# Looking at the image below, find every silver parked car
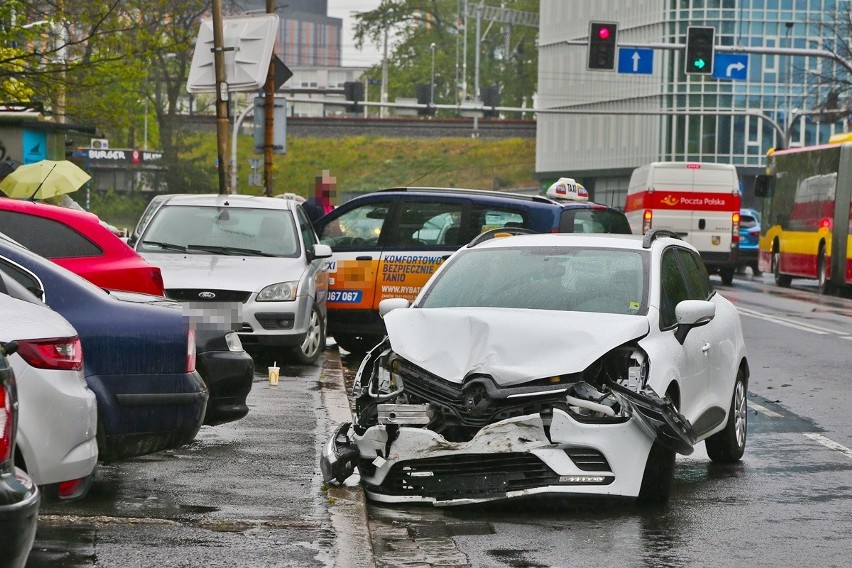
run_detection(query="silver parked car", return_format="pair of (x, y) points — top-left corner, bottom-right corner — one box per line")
(131, 194), (332, 364)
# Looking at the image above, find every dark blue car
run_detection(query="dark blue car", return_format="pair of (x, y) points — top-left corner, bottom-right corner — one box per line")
(0, 234), (208, 462)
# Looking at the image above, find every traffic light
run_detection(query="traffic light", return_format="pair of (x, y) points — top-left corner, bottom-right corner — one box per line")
(587, 21), (618, 71)
(684, 26), (715, 75)
(482, 86), (499, 118)
(343, 81), (364, 113)
(416, 84), (434, 116)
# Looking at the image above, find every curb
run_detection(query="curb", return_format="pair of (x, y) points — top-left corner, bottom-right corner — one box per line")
(320, 348), (375, 568)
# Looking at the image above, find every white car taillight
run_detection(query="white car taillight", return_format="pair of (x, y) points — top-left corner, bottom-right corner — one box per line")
(187, 328), (197, 372)
(16, 337), (83, 371)
(1, 386), (12, 462)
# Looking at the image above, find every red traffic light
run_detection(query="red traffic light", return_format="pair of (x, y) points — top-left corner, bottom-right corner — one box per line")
(587, 21), (618, 71)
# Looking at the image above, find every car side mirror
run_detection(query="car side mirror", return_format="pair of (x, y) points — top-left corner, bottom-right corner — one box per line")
(307, 243), (333, 261)
(127, 234), (138, 247)
(379, 298), (410, 318)
(674, 299), (715, 344)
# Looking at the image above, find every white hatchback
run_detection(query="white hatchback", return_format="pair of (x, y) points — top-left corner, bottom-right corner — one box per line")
(131, 194), (332, 364)
(322, 229), (749, 505)
(0, 275), (98, 501)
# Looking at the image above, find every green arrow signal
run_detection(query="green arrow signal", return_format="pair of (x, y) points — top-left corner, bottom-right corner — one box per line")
(693, 58), (706, 69)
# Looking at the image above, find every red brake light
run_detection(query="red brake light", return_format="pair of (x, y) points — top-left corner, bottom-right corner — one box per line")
(187, 328), (196, 372)
(819, 217), (832, 230)
(151, 266), (165, 295)
(1, 386), (12, 462)
(16, 337), (83, 371)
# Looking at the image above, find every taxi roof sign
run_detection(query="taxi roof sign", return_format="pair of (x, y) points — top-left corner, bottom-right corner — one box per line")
(546, 177), (589, 202)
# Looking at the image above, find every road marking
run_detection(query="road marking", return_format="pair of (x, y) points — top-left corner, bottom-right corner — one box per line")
(749, 401), (783, 417)
(736, 306), (840, 335)
(803, 433), (852, 460)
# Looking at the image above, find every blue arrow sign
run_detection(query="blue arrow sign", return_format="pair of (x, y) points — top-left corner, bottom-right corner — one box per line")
(618, 48), (653, 74)
(712, 53), (749, 80)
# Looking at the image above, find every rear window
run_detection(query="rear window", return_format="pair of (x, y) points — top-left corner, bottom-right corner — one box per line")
(740, 214), (758, 229)
(0, 210), (103, 258)
(559, 209), (632, 234)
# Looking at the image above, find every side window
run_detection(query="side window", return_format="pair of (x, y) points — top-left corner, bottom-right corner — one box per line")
(677, 248), (714, 300)
(659, 248), (691, 329)
(561, 209), (632, 234)
(316, 201), (391, 248)
(0, 258), (45, 302)
(469, 205), (525, 236)
(0, 211), (103, 258)
(388, 201), (464, 247)
(295, 206), (318, 251)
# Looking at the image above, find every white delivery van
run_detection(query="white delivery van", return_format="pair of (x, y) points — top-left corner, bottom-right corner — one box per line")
(626, 162), (741, 285)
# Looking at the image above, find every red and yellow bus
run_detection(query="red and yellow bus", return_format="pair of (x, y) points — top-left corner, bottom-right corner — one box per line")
(755, 135), (852, 294)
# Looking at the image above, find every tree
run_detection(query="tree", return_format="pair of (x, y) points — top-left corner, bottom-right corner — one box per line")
(352, 0), (538, 114)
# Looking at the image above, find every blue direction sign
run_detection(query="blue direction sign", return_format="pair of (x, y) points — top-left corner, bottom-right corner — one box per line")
(713, 53), (749, 80)
(617, 48), (653, 74)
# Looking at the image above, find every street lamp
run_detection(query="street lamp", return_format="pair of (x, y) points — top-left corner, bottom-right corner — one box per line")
(430, 42), (436, 108)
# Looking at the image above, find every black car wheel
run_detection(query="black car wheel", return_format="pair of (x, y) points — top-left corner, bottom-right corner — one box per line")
(773, 249), (792, 287)
(705, 368), (747, 463)
(719, 267), (735, 286)
(817, 245), (834, 295)
(290, 304), (325, 365)
(638, 388), (678, 505)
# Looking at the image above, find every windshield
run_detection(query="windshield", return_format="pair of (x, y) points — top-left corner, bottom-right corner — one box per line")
(138, 205), (300, 257)
(419, 246), (648, 315)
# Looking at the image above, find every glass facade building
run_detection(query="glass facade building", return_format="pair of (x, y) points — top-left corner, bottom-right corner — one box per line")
(536, 0), (852, 209)
(230, 0), (342, 66)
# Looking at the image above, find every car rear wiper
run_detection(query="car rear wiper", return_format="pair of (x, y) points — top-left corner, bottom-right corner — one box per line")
(141, 240), (187, 252)
(186, 244), (275, 257)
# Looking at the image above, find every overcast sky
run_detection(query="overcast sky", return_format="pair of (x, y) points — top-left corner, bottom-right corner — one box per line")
(327, 0), (383, 67)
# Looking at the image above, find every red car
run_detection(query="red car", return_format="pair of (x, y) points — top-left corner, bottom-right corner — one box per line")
(0, 198), (164, 295)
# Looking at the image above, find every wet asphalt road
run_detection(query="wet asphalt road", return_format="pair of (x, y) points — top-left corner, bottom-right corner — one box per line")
(26, 353), (348, 568)
(23, 273), (852, 568)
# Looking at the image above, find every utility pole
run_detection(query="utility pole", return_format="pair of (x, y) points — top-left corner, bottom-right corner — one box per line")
(380, 26), (389, 119)
(212, 0), (231, 195)
(263, 0), (276, 196)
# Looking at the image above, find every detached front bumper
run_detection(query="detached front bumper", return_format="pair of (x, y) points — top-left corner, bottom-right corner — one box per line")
(324, 409), (655, 506)
(196, 349), (254, 426)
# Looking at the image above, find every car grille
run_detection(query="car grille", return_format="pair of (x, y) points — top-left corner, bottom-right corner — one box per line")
(398, 360), (568, 429)
(370, 453), (560, 499)
(564, 448), (611, 472)
(165, 289), (252, 303)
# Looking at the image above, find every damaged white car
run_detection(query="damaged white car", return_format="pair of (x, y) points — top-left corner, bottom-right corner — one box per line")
(322, 229), (748, 505)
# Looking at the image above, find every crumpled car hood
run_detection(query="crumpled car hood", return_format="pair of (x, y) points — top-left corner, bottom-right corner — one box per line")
(384, 307), (650, 386)
(141, 252), (306, 292)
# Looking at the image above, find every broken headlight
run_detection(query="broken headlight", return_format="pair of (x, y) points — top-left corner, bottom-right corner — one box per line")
(584, 344), (648, 393)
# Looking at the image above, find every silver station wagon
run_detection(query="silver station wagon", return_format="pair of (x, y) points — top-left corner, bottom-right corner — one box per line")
(131, 194), (332, 364)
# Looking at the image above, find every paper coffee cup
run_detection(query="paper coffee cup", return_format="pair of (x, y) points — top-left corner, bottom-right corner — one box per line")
(268, 366), (280, 385)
